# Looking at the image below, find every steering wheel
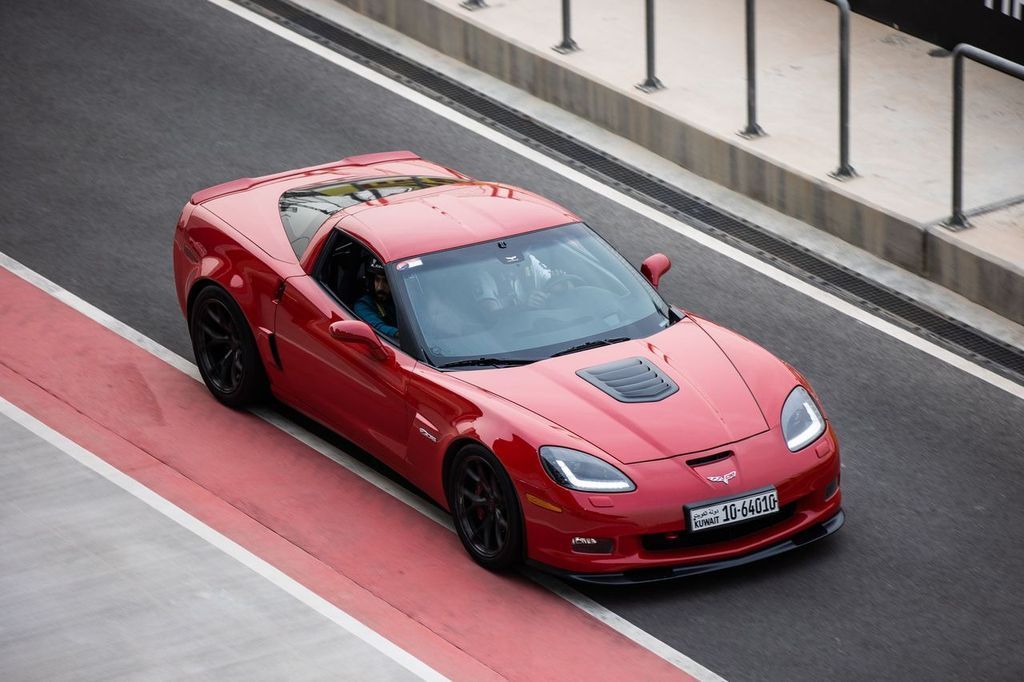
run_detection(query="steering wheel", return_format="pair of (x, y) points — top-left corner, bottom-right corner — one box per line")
(541, 273), (586, 294)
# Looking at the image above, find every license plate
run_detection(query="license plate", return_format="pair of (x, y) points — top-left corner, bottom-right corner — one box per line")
(687, 488), (779, 532)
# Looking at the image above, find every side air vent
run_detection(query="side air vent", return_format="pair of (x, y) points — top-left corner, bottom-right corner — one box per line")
(576, 357), (678, 403)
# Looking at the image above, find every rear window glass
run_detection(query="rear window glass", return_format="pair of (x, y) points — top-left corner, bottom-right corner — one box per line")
(279, 176), (463, 257)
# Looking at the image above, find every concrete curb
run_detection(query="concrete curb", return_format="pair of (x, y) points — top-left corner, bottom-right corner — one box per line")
(335, 0), (1022, 325)
(928, 227), (1024, 324)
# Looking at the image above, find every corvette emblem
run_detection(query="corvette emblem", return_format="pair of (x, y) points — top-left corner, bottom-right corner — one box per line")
(707, 471), (737, 485)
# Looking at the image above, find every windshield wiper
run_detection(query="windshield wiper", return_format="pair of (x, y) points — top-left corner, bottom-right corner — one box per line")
(551, 337), (631, 358)
(440, 357), (536, 369)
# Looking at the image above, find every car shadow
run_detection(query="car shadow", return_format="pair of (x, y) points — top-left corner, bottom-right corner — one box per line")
(569, 530), (850, 600)
(268, 398), (447, 513)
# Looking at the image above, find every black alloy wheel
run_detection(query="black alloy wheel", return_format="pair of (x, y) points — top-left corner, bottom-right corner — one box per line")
(190, 286), (267, 408)
(449, 446), (524, 570)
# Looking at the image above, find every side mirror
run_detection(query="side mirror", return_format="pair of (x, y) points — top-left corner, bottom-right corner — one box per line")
(641, 253), (672, 289)
(329, 320), (392, 361)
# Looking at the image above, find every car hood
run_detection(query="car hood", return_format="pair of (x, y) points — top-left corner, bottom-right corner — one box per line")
(452, 318), (769, 463)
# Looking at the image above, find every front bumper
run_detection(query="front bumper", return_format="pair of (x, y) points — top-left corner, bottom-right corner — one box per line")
(519, 425), (843, 579)
(531, 508), (844, 585)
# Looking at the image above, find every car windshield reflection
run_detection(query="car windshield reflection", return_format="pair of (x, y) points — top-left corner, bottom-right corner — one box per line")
(390, 223), (671, 367)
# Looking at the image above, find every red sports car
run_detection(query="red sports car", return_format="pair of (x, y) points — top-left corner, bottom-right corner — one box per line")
(173, 151), (843, 584)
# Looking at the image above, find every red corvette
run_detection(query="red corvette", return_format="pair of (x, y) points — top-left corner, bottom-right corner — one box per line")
(173, 151), (843, 584)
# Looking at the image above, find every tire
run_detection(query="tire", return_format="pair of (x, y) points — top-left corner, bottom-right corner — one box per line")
(189, 285), (267, 408)
(448, 445), (525, 571)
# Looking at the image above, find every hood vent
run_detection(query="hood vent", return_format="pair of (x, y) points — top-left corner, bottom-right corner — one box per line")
(577, 357), (678, 403)
(687, 451), (732, 468)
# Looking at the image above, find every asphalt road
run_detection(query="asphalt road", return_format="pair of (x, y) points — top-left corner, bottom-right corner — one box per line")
(3, 1), (1023, 680)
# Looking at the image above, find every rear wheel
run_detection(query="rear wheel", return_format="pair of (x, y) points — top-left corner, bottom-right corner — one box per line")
(448, 445), (524, 570)
(189, 286), (267, 407)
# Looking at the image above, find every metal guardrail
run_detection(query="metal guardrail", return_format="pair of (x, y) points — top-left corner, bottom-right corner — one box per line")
(947, 44), (1024, 230)
(741, 0), (855, 178)
(464, 1), (1016, 199)
(466, 1), (856, 177)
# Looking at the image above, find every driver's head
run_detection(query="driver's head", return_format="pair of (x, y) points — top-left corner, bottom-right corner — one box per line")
(365, 257), (390, 303)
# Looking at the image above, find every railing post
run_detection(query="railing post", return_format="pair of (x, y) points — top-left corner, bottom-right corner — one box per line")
(553, 0), (580, 54)
(636, 0), (665, 92)
(951, 50), (968, 229)
(459, 0), (486, 10)
(740, 0), (766, 138)
(946, 44), (1024, 230)
(829, 0), (856, 180)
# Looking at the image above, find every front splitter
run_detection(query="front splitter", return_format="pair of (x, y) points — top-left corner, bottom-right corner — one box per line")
(532, 509), (845, 586)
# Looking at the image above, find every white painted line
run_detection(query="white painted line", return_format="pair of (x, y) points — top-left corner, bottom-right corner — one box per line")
(0, 396), (447, 682)
(1, 248), (723, 680)
(523, 567), (727, 681)
(204, 0), (1024, 403)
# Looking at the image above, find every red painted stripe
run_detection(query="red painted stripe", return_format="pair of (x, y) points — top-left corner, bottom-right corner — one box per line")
(0, 268), (692, 681)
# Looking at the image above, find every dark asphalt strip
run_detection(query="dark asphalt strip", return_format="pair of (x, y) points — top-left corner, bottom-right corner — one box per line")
(2, 1), (1023, 681)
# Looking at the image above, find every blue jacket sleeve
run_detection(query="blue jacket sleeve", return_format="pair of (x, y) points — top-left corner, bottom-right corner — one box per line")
(354, 296), (399, 338)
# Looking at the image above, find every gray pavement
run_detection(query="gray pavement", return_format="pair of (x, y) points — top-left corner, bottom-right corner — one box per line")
(0, 410), (417, 682)
(2, 1), (1024, 680)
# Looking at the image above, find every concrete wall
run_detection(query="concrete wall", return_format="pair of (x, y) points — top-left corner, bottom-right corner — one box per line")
(929, 228), (1024, 324)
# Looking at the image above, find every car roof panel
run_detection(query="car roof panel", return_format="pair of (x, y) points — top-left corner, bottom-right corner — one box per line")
(339, 183), (580, 262)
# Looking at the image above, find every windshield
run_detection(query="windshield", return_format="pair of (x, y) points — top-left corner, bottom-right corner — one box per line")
(390, 223), (671, 367)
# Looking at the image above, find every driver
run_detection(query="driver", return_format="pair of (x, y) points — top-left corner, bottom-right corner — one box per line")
(354, 256), (399, 338)
(471, 251), (558, 314)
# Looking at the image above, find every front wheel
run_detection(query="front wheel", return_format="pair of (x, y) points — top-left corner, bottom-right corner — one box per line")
(448, 445), (524, 571)
(189, 285), (267, 408)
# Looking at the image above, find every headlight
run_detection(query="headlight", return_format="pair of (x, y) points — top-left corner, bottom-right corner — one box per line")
(539, 446), (636, 493)
(781, 386), (825, 451)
